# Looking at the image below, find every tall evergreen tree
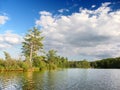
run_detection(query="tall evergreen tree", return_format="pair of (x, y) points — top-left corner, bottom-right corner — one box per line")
(22, 27), (44, 65)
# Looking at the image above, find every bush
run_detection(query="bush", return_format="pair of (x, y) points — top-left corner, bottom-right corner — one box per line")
(18, 60), (31, 71)
(33, 56), (47, 70)
(48, 63), (57, 70)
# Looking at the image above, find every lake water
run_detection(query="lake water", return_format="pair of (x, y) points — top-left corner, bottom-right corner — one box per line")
(0, 69), (120, 90)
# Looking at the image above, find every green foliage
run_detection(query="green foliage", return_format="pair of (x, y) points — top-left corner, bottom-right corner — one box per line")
(33, 56), (47, 70)
(0, 55), (31, 71)
(19, 61), (30, 71)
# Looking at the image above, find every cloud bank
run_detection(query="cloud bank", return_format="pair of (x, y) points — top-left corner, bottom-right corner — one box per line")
(36, 2), (120, 60)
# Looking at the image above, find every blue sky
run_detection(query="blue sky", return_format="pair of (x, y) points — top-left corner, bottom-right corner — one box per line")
(0, 0), (120, 60)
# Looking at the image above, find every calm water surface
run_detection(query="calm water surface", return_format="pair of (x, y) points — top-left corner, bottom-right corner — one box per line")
(0, 69), (120, 90)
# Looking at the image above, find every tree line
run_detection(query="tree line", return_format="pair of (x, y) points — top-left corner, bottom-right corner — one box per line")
(90, 57), (120, 68)
(0, 27), (119, 71)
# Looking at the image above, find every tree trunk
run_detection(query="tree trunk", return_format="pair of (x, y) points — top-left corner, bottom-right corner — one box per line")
(30, 43), (33, 67)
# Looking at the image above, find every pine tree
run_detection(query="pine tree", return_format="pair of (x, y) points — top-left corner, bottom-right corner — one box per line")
(22, 27), (44, 66)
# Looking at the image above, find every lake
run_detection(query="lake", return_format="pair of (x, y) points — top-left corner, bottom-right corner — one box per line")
(0, 69), (120, 90)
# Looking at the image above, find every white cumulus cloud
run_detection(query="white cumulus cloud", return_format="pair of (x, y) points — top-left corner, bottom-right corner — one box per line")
(0, 31), (22, 49)
(36, 2), (120, 60)
(0, 15), (8, 25)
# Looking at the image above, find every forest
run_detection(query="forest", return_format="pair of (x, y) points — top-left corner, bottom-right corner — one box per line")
(0, 27), (120, 71)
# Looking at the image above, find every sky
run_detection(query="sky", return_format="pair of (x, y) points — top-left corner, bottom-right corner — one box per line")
(0, 0), (120, 60)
